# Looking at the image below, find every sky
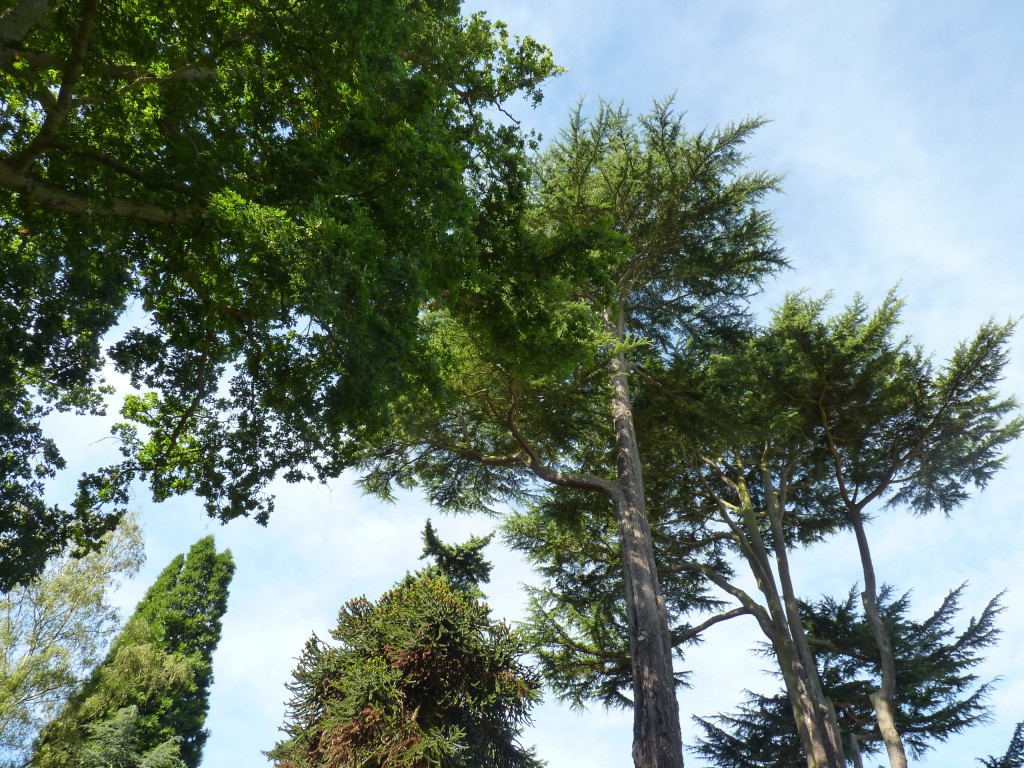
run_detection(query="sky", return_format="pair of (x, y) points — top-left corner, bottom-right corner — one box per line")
(36, 2), (1024, 766)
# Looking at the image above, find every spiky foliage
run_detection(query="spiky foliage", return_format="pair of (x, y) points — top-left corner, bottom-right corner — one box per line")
(270, 528), (542, 768)
(979, 722), (1024, 768)
(691, 585), (1003, 764)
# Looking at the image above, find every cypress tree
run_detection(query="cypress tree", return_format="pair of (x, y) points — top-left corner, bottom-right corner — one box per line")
(32, 536), (234, 768)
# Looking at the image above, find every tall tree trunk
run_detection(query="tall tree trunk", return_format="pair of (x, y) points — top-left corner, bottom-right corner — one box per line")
(609, 349), (685, 768)
(763, 471), (846, 766)
(850, 508), (909, 768)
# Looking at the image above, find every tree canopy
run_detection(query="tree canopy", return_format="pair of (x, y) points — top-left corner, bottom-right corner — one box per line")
(0, 0), (558, 589)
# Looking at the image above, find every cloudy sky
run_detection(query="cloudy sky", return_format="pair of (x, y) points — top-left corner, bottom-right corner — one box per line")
(42, 1), (1024, 766)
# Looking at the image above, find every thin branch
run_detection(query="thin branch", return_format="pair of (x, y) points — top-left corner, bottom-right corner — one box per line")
(675, 606), (751, 643)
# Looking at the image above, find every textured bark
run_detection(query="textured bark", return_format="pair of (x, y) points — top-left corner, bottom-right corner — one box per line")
(609, 350), (684, 768)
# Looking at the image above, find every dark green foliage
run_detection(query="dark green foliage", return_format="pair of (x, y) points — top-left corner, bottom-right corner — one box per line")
(32, 536), (234, 768)
(979, 722), (1024, 768)
(270, 529), (541, 768)
(0, 0), (559, 588)
(418, 519), (492, 593)
(691, 585), (1003, 764)
(503, 488), (727, 710)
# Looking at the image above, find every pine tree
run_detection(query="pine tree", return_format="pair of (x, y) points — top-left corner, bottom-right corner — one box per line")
(32, 537), (234, 768)
(979, 722), (1024, 768)
(269, 524), (542, 768)
(691, 585), (1003, 766)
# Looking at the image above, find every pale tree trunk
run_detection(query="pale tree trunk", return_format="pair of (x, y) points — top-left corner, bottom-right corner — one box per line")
(609, 348), (685, 768)
(850, 507), (909, 768)
(0, 0), (60, 44)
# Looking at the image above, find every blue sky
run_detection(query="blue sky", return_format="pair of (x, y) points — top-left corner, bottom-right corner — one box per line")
(40, 2), (1024, 766)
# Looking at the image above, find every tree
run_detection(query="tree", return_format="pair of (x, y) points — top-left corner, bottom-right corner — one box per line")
(71, 706), (185, 768)
(980, 722), (1024, 768)
(0, 515), (143, 767)
(692, 585), (1003, 767)
(31, 536), (234, 768)
(502, 291), (1020, 768)
(0, 0), (558, 589)
(269, 524), (542, 768)
(355, 100), (783, 768)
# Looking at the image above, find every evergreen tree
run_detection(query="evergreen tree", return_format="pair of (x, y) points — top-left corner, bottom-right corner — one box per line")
(980, 722), (1024, 768)
(691, 585), (1003, 766)
(269, 525), (542, 768)
(73, 706), (184, 768)
(32, 537), (234, 768)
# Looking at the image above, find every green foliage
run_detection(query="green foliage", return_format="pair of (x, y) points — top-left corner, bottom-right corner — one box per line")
(270, 532), (541, 768)
(418, 519), (492, 593)
(691, 585), (1003, 763)
(32, 536), (234, 768)
(72, 706), (185, 768)
(0, 0), (559, 588)
(0, 515), (144, 766)
(358, 98), (783, 516)
(979, 722), (1024, 768)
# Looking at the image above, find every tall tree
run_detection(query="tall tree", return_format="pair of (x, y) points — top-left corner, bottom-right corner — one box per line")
(269, 525), (542, 768)
(0, 0), (558, 589)
(0, 515), (143, 767)
(503, 291), (1020, 768)
(356, 100), (784, 768)
(691, 585), (1003, 767)
(31, 536), (234, 768)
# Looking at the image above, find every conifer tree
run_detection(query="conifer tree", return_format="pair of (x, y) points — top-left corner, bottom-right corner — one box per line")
(691, 585), (1003, 766)
(980, 722), (1024, 768)
(270, 524), (542, 768)
(32, 536), (234, 768)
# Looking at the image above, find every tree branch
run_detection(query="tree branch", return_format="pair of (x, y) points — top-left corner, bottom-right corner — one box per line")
(7, 0), (98, 173)
(674, 606), (751, 644)
(0, 159), (202, 224)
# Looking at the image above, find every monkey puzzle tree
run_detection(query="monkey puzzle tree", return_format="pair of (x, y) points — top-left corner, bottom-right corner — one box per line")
(0, 0), (558, 589)
(269, 525), (541, 768)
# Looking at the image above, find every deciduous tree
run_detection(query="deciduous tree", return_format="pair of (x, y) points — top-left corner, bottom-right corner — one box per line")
(0, 515), (143, 766)
(0, 0), (558, 589)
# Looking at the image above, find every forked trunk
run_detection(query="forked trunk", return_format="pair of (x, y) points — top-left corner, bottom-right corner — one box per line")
(609, 351), (685, 768)
(851, 508), (909, 768)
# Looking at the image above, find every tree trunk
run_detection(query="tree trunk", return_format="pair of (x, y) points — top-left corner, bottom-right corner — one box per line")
(850, 508), (909, 768)
(609, 350), (685, 768)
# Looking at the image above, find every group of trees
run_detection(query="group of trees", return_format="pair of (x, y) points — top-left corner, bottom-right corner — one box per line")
(2, 0), (1022, 767)
(1, 526), (234, 768)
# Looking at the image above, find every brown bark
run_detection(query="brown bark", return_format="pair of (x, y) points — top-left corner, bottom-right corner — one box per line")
(609, 348), (684, 768)
(852, 511), (910, 768)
